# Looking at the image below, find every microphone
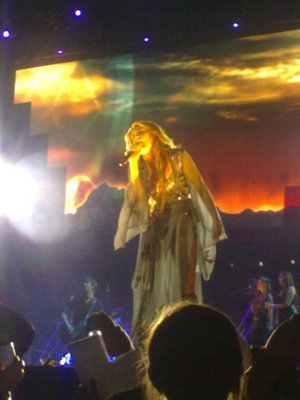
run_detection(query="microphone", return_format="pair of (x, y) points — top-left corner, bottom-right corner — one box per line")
(118, 144), (142, 167)
(118, 150), (136, 167)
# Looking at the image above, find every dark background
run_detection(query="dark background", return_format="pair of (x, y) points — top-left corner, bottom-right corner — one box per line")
(1, 1), (300, 68)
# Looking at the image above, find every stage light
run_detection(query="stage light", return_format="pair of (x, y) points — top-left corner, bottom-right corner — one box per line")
(143, 37), (150, 43)
(232, 22), (240, 29)
(74, 9), (82, 17)
(0, 160), (38, 222)
(2, 30), (10, 39)
(57, 50), (64, 54)
(258, 261), (263, 267)
(290, 259), (296, 265)
(59, 352), (72, 366)
(113, 314), (122, 324)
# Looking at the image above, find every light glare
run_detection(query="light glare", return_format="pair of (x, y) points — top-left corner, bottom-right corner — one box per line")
(59, 352), (72, 366)
(74, 9), (82, 17)
(2, 30), (10, 39)
(0, 160), (37, 222)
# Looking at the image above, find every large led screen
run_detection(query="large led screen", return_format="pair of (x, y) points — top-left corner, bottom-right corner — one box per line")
(15, 29), (300, 215)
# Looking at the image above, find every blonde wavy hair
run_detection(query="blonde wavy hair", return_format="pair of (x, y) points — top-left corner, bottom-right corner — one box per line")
(125, 121), (175, 151)
(125, 121), (178, 212)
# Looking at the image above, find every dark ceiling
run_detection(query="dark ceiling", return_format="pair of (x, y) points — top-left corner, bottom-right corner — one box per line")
(1, 1), (300, 68)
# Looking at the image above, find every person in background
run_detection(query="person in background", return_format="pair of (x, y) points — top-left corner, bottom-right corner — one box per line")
(249, 277), (273, 350)
(267, 271), (298, 327)
(61, 276), (103, 343)
(114, 121), (226, 343)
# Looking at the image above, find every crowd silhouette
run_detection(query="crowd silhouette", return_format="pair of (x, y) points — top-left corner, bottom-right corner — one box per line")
(0, 270), (298, 399)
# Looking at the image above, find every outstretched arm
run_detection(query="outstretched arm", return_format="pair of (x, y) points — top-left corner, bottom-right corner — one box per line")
(62, 311), (74, 334)
(269, 286), (297, 310)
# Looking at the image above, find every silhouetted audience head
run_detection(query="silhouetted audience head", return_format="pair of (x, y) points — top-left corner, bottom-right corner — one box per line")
(144, 302), (243, 400)
(0, 303), (34, 357)
(0, 304), (33, 400)
(246, 314), (300, 399)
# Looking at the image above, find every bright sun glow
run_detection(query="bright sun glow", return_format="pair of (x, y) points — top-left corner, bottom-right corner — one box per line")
(0, 160), (38, 222)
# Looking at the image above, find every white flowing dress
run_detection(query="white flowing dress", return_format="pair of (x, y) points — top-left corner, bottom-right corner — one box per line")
(114, 148), (227, 341)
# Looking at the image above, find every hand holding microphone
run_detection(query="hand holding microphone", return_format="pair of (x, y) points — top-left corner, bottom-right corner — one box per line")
(118, 143), (142, 167)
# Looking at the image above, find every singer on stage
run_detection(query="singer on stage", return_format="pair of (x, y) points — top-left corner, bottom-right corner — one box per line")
(114, 121), (226, 342)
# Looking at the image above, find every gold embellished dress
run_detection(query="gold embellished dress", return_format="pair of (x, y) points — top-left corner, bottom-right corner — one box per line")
(114, 148), (226, 341)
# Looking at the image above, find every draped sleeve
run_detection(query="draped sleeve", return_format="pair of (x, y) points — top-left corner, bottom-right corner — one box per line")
(113, 182), (149, 250)
(183, 150), (227, 280)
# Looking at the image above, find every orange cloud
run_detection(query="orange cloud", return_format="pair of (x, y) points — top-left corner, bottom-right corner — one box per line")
(218, 110), (259, 122)
(15, 62), (129, 118)
(48, 148), (78, 164)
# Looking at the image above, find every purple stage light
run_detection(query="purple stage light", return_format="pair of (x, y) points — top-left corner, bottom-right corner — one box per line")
(232, 22), (240, 29)
(57, 50), (64, 54)
(74, 9), (82, 17)
(143, 37), (150, 43)
(2, 30), (10, 39)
